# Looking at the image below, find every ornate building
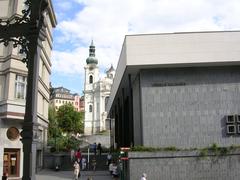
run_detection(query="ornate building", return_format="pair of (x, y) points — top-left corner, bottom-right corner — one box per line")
(50, 86), (83, 112)
(0, 0), (56, 178)
(84, 41), (115, 135)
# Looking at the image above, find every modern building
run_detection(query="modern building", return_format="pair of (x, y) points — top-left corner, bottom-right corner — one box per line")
(84, 41), (115, 135)
(0, 0), (56, 178)
(107, 31), (240, 179)
(50, 86), (82, 112)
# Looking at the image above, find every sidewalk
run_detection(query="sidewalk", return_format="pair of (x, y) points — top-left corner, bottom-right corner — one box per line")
(36, 169), (113, 180)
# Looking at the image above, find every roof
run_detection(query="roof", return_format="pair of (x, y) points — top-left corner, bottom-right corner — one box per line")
(106, 30), (240, 113)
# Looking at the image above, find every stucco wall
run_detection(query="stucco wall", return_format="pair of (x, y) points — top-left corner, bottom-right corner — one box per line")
(140, 66), (240, 148)
(128, 151), (240, 180)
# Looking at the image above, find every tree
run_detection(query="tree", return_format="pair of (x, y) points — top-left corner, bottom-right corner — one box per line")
(56, 103), (84, 134)
(48, 106), (61, 138)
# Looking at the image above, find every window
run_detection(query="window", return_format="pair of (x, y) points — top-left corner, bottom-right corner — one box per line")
(105, 96), (109, 111)
(15, 75), (27, 99)
(97, 103), (99, 112)
(89, 75), (93, 84)
(89, 105), (92, 112)
(226, 115), (240, 135)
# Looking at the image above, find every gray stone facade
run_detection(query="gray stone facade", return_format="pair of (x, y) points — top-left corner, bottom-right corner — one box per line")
(128, 151), (240, 180)
(139, 66), (240, 148)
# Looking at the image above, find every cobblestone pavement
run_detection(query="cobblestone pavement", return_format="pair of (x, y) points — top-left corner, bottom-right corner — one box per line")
(36, 169), (113, 180)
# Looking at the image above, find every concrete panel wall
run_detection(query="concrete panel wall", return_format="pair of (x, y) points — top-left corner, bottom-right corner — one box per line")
(141, 66), (240, 148)
(132, 74), (142, 145)
(128, 151), (240, 180)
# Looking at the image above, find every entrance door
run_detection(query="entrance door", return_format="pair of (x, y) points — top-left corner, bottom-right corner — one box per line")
(3, 149), (20, 177)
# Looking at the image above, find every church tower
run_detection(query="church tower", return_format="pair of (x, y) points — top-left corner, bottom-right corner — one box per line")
(84, 40), (99, 135)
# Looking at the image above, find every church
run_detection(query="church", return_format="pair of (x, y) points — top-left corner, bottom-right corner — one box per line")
(84, 41), (115, 135)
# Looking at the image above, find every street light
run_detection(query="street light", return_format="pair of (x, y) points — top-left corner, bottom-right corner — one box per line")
(0, 0), (48, 180)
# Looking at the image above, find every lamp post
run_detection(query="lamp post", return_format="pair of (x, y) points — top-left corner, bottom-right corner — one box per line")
(0, 0), (48, 179)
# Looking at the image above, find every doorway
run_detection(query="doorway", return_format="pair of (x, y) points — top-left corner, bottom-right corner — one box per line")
(3, 149), (20, 177)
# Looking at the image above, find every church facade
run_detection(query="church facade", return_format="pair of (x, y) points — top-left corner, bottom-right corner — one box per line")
(84, 41), (115, 135)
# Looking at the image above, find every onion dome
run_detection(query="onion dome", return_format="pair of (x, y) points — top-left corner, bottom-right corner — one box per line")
(86, 40), (98, 64)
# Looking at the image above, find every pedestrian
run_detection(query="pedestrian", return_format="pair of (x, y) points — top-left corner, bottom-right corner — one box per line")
(140, 173), (147, 180)
(73, 161), (80, 180)
(107, 152), (112, 165)
(81, 156), (87, 170)
(112, 162), (119, 179)
(93, 142), (97, 155)
(2, 172), (8, 180)
(91, 157), (97, 171)
(75, 148), (82, 164)
(97, 143), (102, 155)
(109, 161), (113, 175)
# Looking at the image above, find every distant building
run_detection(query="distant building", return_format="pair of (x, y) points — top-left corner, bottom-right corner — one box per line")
(84, 41), (115, 135)
(50, 87), (82, 112)
(0, 0), (56, 178)
(79, 95), (85, 112)
(107, 31), (240, 179)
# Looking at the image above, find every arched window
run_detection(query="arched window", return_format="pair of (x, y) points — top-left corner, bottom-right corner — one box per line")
(89, 75), (93, 84)
(105, 96), (109, 111)
(89, 105), (93, 112)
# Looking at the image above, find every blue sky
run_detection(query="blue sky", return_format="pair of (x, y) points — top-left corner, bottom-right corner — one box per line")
(51, 0), (240, 95)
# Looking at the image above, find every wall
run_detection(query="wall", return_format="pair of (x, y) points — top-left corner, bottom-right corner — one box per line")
(141, 66), (240, 148)
(128, 151), (240, 180)
(132, 74), (142, 146)
(0, 120), (23, 177)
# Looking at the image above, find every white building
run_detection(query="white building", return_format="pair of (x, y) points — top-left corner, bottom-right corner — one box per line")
(84, 41), (115, 135)
(0, 0), (56, 178)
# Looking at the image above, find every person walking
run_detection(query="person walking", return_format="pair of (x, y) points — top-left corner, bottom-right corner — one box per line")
(97, 143), (102, 155)
(93, 143), (97, 156)
(81, 156), (87, 170)
(140, 173), (147, 180)
(107, 152), (112, 165)
(73, 161), (80, 180)
(91, 157), (97, 171)
(75, 148), (82, 164)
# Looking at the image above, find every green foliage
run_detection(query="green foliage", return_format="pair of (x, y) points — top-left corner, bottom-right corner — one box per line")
(198, 143), (240, 158)
(199, 148), (208, 157)
(48, 135), (81, 152)
(56, 104), (84, 134)
(48, 105), (84, 152)
(48, 106), (62, 138)
(131, 146), (179, 152)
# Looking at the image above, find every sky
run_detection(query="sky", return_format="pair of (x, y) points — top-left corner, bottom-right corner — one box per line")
(51, 0), (240, 95)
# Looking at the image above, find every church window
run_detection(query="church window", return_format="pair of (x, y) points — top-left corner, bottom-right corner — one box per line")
(105, 96), (109, 111)
(97, 103), (99, 112)
(89, 75), (93, 84)
(89, 105), (93, 112)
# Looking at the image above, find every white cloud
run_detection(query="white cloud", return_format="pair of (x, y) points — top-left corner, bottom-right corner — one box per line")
(52, 0), (240, 76)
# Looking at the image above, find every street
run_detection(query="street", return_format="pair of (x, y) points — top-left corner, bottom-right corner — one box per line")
(36, 170), (113, 180)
